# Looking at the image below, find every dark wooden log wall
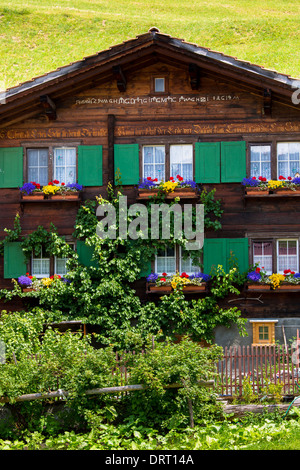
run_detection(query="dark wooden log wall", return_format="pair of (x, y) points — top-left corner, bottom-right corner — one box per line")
(0, 62), (300, 317)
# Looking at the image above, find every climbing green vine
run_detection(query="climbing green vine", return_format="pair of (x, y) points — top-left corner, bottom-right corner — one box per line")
(0, 185), (247, 350)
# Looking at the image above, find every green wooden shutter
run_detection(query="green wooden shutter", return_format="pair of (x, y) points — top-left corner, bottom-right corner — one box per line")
(221, 141), (246, 182)
(226, 238), (249, 273)
(195, 142), (221, 183)
(76, 241), (99, 268)
(4, 242), (27, 278)
(78, 145), (102, 186)
(0, 147), (23, 188)
(203, 238), (227, 274)
(114, 144), (139, 185)
(204, 237), (249, 274)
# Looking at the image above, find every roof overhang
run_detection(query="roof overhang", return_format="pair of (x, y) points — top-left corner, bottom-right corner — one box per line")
(0, 28), (299, 125)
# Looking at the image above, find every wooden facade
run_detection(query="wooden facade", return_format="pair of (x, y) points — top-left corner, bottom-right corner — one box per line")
(1, 28), (300, 345)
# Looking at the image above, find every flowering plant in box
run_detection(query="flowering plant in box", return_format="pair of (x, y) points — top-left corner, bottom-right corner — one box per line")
(242, 177), (268, 190)
(19, 182), (43, 195)
(138, 175), (198, 193)
(247, 266), (300, 289)
(146, 271), (211, 288)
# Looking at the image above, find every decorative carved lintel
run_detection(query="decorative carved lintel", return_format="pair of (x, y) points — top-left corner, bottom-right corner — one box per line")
(40, 94), (56, 120)
(112, 65), (127, 92)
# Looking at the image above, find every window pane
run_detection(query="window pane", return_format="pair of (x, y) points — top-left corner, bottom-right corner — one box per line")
(143, 146), (165, 181)
(54, 148), (76, 184)
(28, 149), (48, 186)
(250, 145), (271, 179)
(253, 242), (272, 274)
(155, 78), (165, 92)
(156, 246), (175, 274)
(277, 143), (300, 178)
(55, 258), (67, 276)
(277, 240), (298, 273)
(32, 257), (50, 278)
(170, 145), (193, 180)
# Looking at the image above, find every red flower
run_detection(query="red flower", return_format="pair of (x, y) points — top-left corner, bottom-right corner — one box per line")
(53, 179), (59, 184)
(26, 272), (29, 276)
(255, 267), (261, 273)
(262, 177), (267, 182)
(153, 178), (158, 182)
(162, 272), (167, 276)
(61, 182), (65, 186)
(147, 177), (152, 181)
(36, 183), (41, 189)
(161, 278), (166, 282)
(288, 176), (292, 180)
(284, 269), (291, 274)
(180, 272), (189, 278)
(279, 175), (286, 180)
(252, 177), (256, 180)
(178, 176), (184, 181)
(48, 181), (53, 185)
(170, 177), (174, 180)
(28, 276), (33, 279)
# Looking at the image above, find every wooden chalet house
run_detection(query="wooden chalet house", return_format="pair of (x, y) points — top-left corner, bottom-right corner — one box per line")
(0, 28), (300, 347)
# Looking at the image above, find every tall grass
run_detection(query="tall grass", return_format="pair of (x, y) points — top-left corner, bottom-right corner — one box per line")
(0, 0), (299, 88)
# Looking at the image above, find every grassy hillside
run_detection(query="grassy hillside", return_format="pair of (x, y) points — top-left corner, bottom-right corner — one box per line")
(0, 0), (299, 89)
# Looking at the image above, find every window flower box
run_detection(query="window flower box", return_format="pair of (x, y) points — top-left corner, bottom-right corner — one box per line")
(146, 272), (210, 294)
(246, 267), (300, 291)
(242, 176), (300, 196)
(137, 175), (198, 200)
(44, 181), (83, 199)
(19, 182), (44, 200)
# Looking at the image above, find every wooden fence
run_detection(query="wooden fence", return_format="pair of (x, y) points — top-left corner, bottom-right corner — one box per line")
(216, 343), (300, 398)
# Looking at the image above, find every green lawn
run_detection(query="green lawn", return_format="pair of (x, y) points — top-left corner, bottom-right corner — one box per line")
(0, 0), (299, 90)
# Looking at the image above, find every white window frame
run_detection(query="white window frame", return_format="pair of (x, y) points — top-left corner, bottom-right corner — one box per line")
(53, 147), (76, 184)
(253, 241), (273, 275)
(54, 243), (75, 276)
(249, 144), (271, 180)
(27, 148), (49, 186)
(142, 145), (166, 182)
(155, 246), (176, 275)
(276, 239), (299, 274)
(277, 142), (300, 179)
(170, 144), (193, 181)
(179, 247), (201, 275)
(31, 251), (50, 279)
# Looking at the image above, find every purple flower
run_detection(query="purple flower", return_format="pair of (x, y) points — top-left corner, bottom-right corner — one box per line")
(19, 182), (37, 195)
(294, 273), (300, 278)
(138, 178), (157, 189)
(66, 183), (83, 191)
(181, 180), (198, 190)
(292, 177), (300, 185)
(242, 178), (259, 187)
(190, 272), (211, 281)
(146, 273), (159, 282)
(17, 275), (32, 287)
(247, 271), (261, 282)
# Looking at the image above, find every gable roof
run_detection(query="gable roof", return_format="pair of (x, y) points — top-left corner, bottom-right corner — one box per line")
(0, 28), (299, 124)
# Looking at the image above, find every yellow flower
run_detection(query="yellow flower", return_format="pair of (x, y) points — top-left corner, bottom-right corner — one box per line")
(42, 185), (60, 195)
(161, 181), (178, 193)
(41, 277), (54, 287)
(267, 180), (284, 190)
(268, 273), (285, 289)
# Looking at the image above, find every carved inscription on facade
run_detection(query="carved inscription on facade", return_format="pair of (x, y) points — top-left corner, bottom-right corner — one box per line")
(1, 122), (300, 141)
(74, 94), (240, 106)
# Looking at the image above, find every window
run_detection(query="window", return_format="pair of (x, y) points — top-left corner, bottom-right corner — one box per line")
(277, 239), (298, 273)
(32, 249), (50, 278)
(170, 144), (193, 181)
(277, 142), (300, 178)
(155, 245), (201, 275)
(143, 145), (165, 181)
(27, 146), (76, 185)
(253, 241), (273, 274)
(154, 78), (165, 92)
(27, 149), (48, 186)
(31, 243), (75, 278)
(250, 320), (278, 346)
(250, 144), (271, 180)
(251, 238), (299, 274)
(54, 147), (76, 184)
(142, 144), (193, 182)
